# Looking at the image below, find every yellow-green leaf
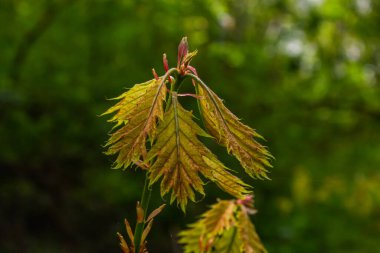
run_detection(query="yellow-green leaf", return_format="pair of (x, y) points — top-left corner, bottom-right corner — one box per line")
(103, 78), (166, 169)
(179, 197), (267, 253)
(214, 228), (241, 253)
(202, 200), (236, 236)
(178, 222), (205, 253)
(196, 82), (272, 179)
(178, 200), (237, 252)
(146, 93), (250, 211)
(237, 206), (267, 253)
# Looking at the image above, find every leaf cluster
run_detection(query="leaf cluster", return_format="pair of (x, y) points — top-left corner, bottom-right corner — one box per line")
(103, 38), (273, 211)
(178, 196), (267, 253)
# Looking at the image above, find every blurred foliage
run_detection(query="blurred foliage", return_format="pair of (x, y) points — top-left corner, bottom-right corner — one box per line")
(1, 0), (380, 252)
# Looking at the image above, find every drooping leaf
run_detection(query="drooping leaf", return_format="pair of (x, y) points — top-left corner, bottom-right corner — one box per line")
(146, 93), (250, 211)
(202, 156), (251, 199)
(196, 81), (272, 179)
(178, 200), (237, 253)
(103, 78), (167, 169)
(237, 206), (267, 253)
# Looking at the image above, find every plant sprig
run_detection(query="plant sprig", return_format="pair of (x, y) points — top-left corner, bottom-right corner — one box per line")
(103, 37), (273, 253)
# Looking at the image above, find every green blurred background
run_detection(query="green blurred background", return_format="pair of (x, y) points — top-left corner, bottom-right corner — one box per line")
(1, 0), (380, 252)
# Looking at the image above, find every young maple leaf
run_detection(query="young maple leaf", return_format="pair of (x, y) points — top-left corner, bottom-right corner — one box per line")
(102, 78), (167, 169)
(145, 92), (250, 211)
